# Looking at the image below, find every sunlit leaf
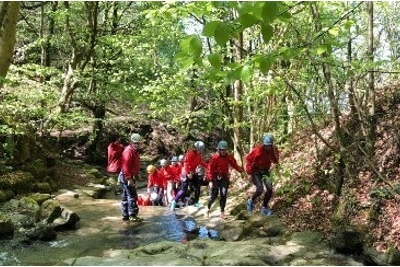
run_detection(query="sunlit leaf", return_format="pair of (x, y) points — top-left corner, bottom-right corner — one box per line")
(239, 13), (260, 28)
(208, 53), (222, 69)
(262, 2), (278, 23)
(328, 26), (340, 37)
(214, 22), (230, 47)
(202, 21), (220, 37)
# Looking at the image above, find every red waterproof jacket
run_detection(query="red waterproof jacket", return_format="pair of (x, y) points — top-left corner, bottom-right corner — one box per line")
(245, 144), (279, 174)
(107, 141), (124, 173)
(147, 171), (163, 188)
(207, 152), (243, 181)
(121, 143), (141, 180)
(159, 165), (175, 189)
(183, 149), (207, 175)
(170, 163), (182, 183)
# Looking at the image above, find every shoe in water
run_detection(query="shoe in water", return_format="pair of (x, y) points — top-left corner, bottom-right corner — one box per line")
(246, 199), (254, 212)
(171, 200), (176, 211)
(261, 207), (272, 216)
(194, 202), (203, 208)
(122, 216), (129, 221)
(129, 216), (144, 222)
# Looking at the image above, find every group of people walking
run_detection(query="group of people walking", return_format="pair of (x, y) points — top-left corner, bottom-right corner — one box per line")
(107, 133), (280, 222)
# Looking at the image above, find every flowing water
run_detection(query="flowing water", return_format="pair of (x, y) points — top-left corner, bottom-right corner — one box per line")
(0, 189), (219, 266)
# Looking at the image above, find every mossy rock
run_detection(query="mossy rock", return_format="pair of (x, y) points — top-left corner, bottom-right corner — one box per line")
(34, 182), (53, 194)
(21, 159), (47, 181)
(0, 190), (15, 203)
(19, 196), (40, 211)
(0, 171), (34, 195)
(87, 168), (102, 179)
(29, 193), (52, 205)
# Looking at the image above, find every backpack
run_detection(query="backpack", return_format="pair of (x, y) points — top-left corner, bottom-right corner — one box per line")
(107, 142), (124, 173)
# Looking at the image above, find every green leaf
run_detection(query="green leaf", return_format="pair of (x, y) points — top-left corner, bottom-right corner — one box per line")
(240, 64), (254, 82)
(189, 36), (203, 59)
(239, 13), (260, 28)
(237, 2), (255, 15)
(261, 24), (274, 44)
(316, 45), (328, 55)
(256, 56), (273, 75)
(328, 26), (340, 37)
(208, 53), (222, 69)
(262, 2), (278, 23)
(202, 21), (220, 37)
(278, 12), (292, 22)
(214, 22), (230, 47)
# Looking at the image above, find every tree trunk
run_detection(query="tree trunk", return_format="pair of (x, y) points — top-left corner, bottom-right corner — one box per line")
(367, 1), (375, 156)
(310, 2), (346, 196)
(0, 1), (20, 92)
(232, 30), (245, 164)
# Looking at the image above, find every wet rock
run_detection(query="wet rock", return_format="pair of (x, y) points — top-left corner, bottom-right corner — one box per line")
(388, 249), (400, 265)
(217, 220), (245, 241)
(0, 215), (14, 239)
(29, 193), (52, 205)
(41, 199), (62, 223)
(53, 207), (80, 231)
(0, 189), (15, 203)
(75, 184), (107, 199)
(33, 182), (53, 194)
(331, 229), (364, 254)
(26, 224), (57, 241)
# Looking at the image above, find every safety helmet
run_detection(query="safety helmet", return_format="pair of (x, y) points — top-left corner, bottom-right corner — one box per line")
(217, 140), (228, 150)
(147, 165), (156, 174)
(263, 134), (274, 146)
(171, 156), (178, 162)
(178, 154), (184, 162)
(195, 165), (205, 176)
(130, 133), (142, 143)
(194, 141), (205, 151)
(150, 192), (159, 201)
(160, 159), (168, 166)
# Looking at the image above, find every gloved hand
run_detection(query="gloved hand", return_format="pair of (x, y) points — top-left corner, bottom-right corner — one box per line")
(147, 188), (151, 194)
(127, 179), (135, 187)
(208, 181), (213, 189)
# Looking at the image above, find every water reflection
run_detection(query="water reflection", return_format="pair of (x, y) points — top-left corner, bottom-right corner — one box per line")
(0, 193), (220, 265)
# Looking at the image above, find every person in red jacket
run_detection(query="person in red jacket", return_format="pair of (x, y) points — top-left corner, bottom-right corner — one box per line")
(158, 158), (175, 206)
(183, 140), (208, 208)
(119, 133), (143, 222)
(146, 164), (163, 206)
(107, 135), (124, 195)
(245, 134), (280, 216)
(206, 140), (244, 219)
(170, 156), (181, 196)
(107, 135), (124, 173)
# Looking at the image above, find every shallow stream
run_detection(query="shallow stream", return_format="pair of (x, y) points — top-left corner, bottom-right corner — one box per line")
(0, 190), (218, 265)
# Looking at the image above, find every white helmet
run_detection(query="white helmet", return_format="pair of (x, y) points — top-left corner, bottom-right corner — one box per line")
(130, 133), (142, 143)
(160, 159), (168, 166)
(194, 141), (205, 151)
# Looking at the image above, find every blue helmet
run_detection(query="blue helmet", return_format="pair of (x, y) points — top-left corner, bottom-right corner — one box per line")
(263, 134), (274, 146)
(217, 140), (228, 150)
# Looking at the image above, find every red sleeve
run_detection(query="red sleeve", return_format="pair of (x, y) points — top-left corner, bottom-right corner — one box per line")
(228, 154), (244, 173)
(245, 148), (257, 174)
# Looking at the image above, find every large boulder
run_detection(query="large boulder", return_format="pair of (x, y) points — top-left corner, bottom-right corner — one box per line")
(0, 214), (15, 239)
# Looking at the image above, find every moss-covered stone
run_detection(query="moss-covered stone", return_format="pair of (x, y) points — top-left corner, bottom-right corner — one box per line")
(29, 193), (51, 205)
(21, 159), (47, 181)
(34, 182), (53, 194)
(0, 214), (15, 239)
(0, 189), (15, 203)
(0, 171), (34, 195)
(87, 168), (102, 179)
